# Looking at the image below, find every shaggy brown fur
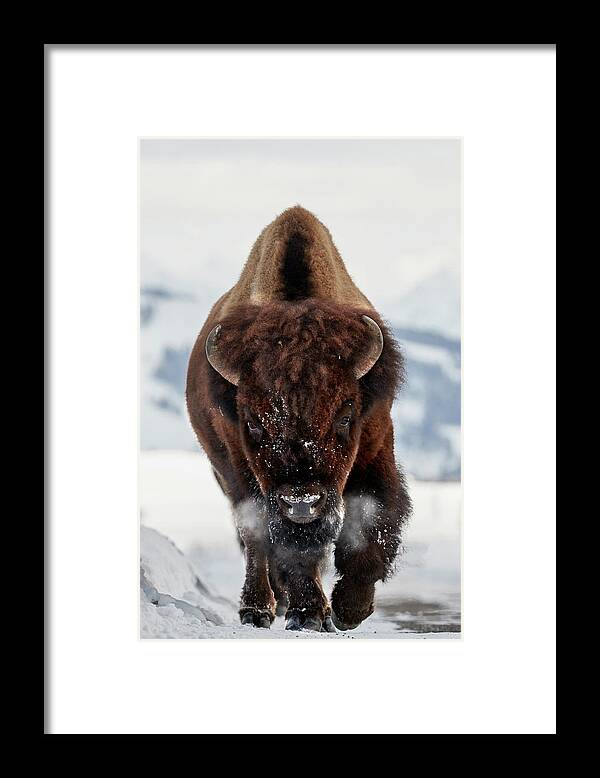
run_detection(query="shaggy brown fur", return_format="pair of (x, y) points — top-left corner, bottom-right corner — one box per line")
(186, 206), (411, 632)
(217, 206), (372, 315)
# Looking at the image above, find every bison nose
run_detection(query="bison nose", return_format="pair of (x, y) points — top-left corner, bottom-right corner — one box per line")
(276, 486), (327, 524)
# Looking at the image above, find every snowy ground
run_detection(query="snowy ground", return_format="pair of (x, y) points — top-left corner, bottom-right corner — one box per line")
(140, 450), (462, 639)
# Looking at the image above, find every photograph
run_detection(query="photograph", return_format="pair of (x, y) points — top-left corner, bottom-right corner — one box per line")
(139, 138), (462, 638)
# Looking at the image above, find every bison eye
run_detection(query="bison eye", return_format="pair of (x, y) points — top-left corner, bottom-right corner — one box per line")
(338, 416), (351, 428)
(247, 420), (263, 441)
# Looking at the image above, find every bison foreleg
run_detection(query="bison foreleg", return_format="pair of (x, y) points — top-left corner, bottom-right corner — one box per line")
(271, 548), (330, 632)
(238, 538), (276, 628)
(332, 487), (410, 630)
(233, 500), (276, 628)
(268, 563), (290, 617)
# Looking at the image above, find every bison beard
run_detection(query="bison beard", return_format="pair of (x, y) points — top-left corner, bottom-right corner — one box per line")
(186, 206), (412, 632)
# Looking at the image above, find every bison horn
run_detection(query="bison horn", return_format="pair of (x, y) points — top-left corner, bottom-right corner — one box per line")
(354, 315), (384, 379)
(205, 324), (241, 386)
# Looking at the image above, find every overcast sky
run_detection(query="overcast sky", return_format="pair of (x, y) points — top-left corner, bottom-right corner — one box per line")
(140, 139), (461, 329)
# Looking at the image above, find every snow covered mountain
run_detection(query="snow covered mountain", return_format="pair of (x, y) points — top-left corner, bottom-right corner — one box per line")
(140, 278), (461, 481)
(392, 268), (461, 339)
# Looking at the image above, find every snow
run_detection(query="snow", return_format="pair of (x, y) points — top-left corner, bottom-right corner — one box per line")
(140, 527), (238, 638)
(140, 450), (462, 639)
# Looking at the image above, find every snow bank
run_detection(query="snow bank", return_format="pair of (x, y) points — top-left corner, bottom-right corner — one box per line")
(140, 526), (238, 638)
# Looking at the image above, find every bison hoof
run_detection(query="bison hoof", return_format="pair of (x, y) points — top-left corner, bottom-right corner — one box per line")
(321, 615), (337, 633)
(285, 611), (323, 632)
(240, 608), (273, 628)
(275, 597), (289, 618)
(331, 611), (360, 631)
(284, 612), (304, 631)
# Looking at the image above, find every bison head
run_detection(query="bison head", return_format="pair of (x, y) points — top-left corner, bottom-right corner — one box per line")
(205, 300), (402, 545)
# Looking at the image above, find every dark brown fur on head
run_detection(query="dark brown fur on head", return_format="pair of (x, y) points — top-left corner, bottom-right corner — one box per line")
(208, 299), (403, 520)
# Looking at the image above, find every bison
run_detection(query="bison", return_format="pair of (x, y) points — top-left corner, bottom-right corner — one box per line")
(186, 206), (411, 632)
